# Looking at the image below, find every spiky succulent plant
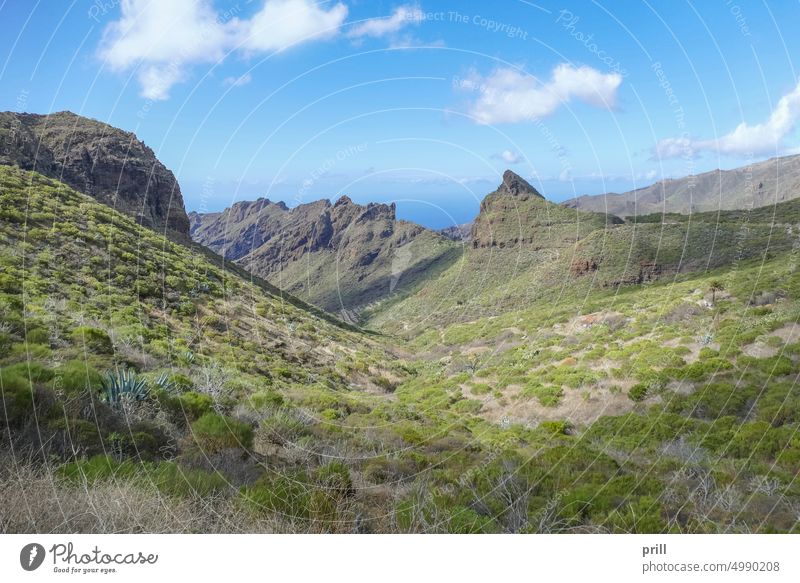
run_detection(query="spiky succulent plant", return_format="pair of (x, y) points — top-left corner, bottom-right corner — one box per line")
(101, 369), (150, 409)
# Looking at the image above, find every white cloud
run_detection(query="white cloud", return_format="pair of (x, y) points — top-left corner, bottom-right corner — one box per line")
(348, 4), (422, 39)
(98, 0), (347, 100)
(223, 72), (252, 87)
(493, 149), (522, 164)
(655, 81), (800, 158)
(462, 64), (623, 125)
(235, 0), (348, 52)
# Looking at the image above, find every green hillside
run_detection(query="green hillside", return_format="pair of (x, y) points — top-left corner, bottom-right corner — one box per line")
(366, 176), (797, 334)
(3, 164), (800, 533)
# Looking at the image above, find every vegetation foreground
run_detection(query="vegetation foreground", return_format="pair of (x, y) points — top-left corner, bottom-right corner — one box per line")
(2, 164), (800, 533)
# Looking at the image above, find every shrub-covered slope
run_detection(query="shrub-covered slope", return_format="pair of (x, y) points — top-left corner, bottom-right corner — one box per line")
(2, 164), (800, 534)
(0, 165), (406, 531)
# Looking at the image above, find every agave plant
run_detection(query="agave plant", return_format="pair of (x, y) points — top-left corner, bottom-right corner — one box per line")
(101, 369), (150, 409)
(154, 372), (177, 393)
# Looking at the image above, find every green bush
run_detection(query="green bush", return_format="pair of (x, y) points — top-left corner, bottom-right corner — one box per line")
(689, 382), (751, 419)
(248, 390), (285, 409)
(445, 506), (497, 533)
(0, 367), (35, 427)
(683, 357), (733, 381)
(538, 420), (572, 435)
(191, 412), (253, 452)
(521, 383), (563, 406)
(314, 461), (353, 498)
(166, 373), (194, 392)
(59, 456), (228, 497)
(739, 355), (793, 377)
(25, 328), (50, 345)
(628, 383), (649, 402)
(241, 474), (312, 520)
(149, 462), (228, 496)
(178, 391), (214, 420)
(71, 326), (113, 354)
(58, 455), (138, 483)
(59, 360), (102, 393)
(0, 366), (33, 392)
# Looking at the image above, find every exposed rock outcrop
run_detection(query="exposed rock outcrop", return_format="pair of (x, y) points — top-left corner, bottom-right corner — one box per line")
(0, 111), (190, 237)
(470, 170), (617, 248)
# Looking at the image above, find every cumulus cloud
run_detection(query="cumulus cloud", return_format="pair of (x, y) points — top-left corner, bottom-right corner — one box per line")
(655, 81), (800, 158)
(98, 0), (348, 100)
(493, 149), (522, 164)
(462, 64), (623, 125)
(347, 4), (422, 39)
(235, 0), (348, 52)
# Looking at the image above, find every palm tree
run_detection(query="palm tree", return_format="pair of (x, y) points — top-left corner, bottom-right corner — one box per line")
(708, 280), (724, 305)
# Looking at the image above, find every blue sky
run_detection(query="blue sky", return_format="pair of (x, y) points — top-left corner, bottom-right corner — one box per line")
(1, 0), (799, 228)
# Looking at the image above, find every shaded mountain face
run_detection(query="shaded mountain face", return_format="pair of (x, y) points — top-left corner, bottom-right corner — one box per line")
(0, 111), (190, 237)
(563, 154), (800, 216)
(190, 195), (459, 319)
(438, 222), (473, 241)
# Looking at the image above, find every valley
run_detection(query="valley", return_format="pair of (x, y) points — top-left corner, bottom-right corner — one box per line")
(1, 112), (800, 534)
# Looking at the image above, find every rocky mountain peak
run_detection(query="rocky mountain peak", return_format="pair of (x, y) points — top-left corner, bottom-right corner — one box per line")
(497, 170), (543, 198)
(334, 195), (353, 207)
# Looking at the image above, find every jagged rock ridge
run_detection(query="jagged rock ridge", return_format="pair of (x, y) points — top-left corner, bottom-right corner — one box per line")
(190, 194), (458, 317)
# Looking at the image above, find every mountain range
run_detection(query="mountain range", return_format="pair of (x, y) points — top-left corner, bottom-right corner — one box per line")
(191, 164), (798, 331)
(189, 193), (459, 321)
(563, 153), (800, 216)
(3, 111), (800, 534)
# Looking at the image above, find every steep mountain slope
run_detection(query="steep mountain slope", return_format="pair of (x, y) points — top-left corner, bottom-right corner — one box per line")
(563, 153), (800, 216)
(190, 195), (460, 320)
(0, 111), (190, 237)
(0, 164), (409, 531)
(365, 170), (798, 333)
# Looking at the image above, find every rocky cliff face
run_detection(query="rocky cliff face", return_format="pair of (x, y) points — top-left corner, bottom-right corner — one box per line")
(191, 195), (458, 317)
(0, 111), (190, 237)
